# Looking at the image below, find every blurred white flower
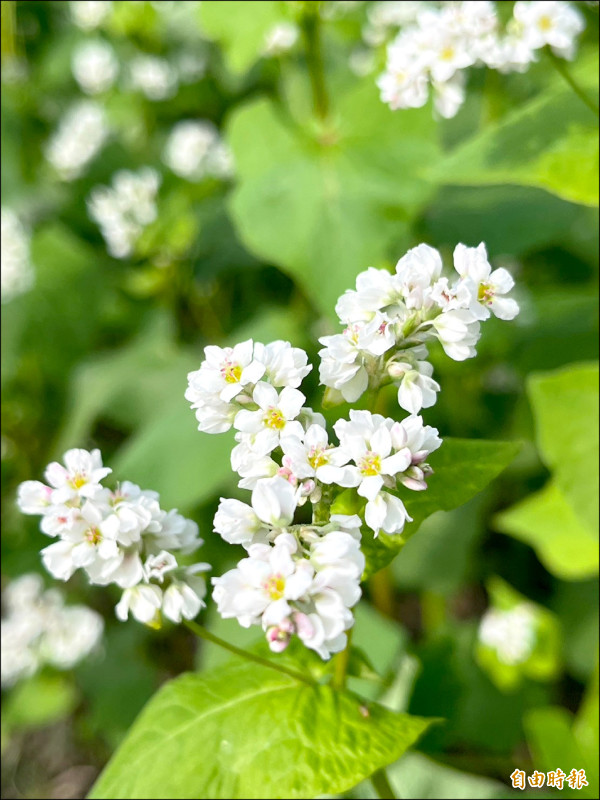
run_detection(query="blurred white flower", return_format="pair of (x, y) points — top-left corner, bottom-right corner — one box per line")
(478, 604), (537, 665)
(88, 167), (160, 258)
(72, 38), (119, 95)
(128, 55), (178, 100)
(69, 0), (113, 31)
(1, 574), (103, 687)
(1, 209), (35, 303)
(163, 120), (234, 181)
(45, 100), (109, 180)
(263, 22), (299, 56)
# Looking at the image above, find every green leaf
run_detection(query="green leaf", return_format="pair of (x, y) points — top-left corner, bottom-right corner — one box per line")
(362, 438), (520, 577)
(494, 482), (599, 580)
(528, 363), (599, 533)
(433, 59), (599, 206)
(199, 1), (286, 75)
(89, 662), (435, 800)
(227, 81), (439, 319)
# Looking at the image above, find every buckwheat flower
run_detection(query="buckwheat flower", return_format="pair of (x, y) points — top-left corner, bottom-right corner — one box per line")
(433, 73), (466, 119)
(478, 604), (537, 665)
(69, 0), (112, 30)
(212, 534), (314, 629)
(88, 167), (160, 258)
(335, 267), (404, 323)
(41, 605), (104, 669)
(163, 120), (233, 182)
(281, 424), (351, 483)
(17, 480), (54, 515)
(128, 55), (177, 101)
(309, 530), (365, 578)
(189, 340), (266, 404)
(318, 329), (369, 403)
(162, 564), (210, 623)
(453, 243), (520, 321)
(263, 22), (299, 56)
(44, 448), (111, 505)
(214, 476), (297, 546)
(1, 209), (35, 303)
(365, 491), (412, 536)
(330, 413), (412, 501)
(71, 39), (119, 95)
(395, 243), (443, 305)
(387, 358), (440, 413)
(233, 383), (305, 456)
(376, 61), (430, 111)
(143, 550), (178, 582)
(45, 100), (108, 180)
(116, 584), (163, 624)
(512, 0), (585, 60)
(390, 414), (442, 489)
(430, 308), (481, 361)
(253, 341), (313, 389)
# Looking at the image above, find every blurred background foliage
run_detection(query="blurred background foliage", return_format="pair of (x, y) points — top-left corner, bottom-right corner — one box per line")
(1, 1), (598, 798)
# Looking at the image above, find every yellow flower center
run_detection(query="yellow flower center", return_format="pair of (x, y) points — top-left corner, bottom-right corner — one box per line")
(360, 452), (381, 477)
(222, 361), (242, 384)
(265, 407), (286, 430)
(69, 473), (87, 489)
(478, 282), (494, 304)
(539, 15), (553, 31)
(441, 46), (455, 61)
(308, 447), (328, 470)
(264, 575), (285, 600)
(86, 527), (102, 545)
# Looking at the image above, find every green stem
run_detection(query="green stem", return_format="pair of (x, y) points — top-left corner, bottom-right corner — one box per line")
(547, 50), (599, 116)
(371, 768), (398, 799)
(184, 620), (315, 686)
(331, 627), (352, 690)
(1, 1), (17, 62)
(300, 6), (330, 121)
(369, 566), (395, 617)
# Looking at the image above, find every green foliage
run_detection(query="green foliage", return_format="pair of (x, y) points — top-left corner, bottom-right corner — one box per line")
(495, 363), (599, 579)
(434, 55), (600, 207)
(360, 439), (520, 576)
(228, 80), (438, 319)
(2, 673), (78, 734)
(89, 661), (435, 799)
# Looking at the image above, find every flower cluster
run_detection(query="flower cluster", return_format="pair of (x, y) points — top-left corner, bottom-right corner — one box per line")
(213, 511), (365, 659)
(319, 242), (519, 413)
(163, 121), (234, 182)
(45, 100), (109, 180)
(17, 449), (210, 627)
(181, 239), (519, 658)
(1, 573), (103, 688)
(87, 167), (160, 258)
(71, 38), (119, 95)
(377, 1), (585, 117)
(478, 604), (537, 665)
(1, 208), (35, 304)
(128, 54), (178, 101)
(69, 0), (113, 31)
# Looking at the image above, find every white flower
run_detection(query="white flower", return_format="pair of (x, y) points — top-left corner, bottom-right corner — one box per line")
(41, 606), (104, 669)
(335, 267), (403, 323)
(128, 55), (178, 100)
(263, 22), (299, 56)
(1, 209), (34, 303)
(364, 491), (412, 536)
(17, 480), (54, 515)
(453, 243), (519, 321)
(395, 243), (443, 307)
(71, 39), (119, 95)
(88, 167), (160, 258)
(212, 534), (313, 629)
(431, 308), (481, 361)
(310, 530), (365, 578)
(433, 73), (466, 119)
(478, 604), (537, 665)
(188, 340), (265, 404)
(163, 120), (233, 181)
(44, 448), (111, 504)
(512, 0), (585, 59)
(330, 413), (412, 501)
(318, 329), (369, 403)
(69, 1), (112, 30)
(161, 564), (209, 623)
(253, 340), (312, 388)
(45, 100), (108, 180)
(214, 476), (297, 546)
(280, 424), (351, 482)
(143, 550), (178, 582)
(116, 584), (163, 624)
(233, 382), (305, 455)
(387, 358), (440, 413)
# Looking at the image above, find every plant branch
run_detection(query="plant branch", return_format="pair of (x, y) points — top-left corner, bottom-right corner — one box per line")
(300, 6), (330, 121)
(331, 627), (353, 691)
(371, 767), (398, 799)
(184, 620), (315, 686)
(547, 50), (599, 116)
